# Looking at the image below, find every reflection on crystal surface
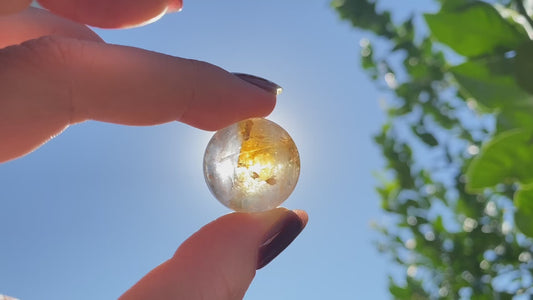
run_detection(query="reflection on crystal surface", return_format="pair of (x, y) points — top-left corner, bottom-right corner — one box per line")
(203, 118), (300, 212)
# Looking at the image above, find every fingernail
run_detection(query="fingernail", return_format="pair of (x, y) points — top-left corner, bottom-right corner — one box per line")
(233, 73), (283, 95)
(257, 211), (305, 269)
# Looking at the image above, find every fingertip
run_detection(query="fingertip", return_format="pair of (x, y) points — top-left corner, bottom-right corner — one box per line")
(256, 209), (306, 270)
(37, 0), (170, 28)
(177, 68), (278, 131)
(167, 0), (183, 12)
(222, 72), (278, 125)
(292, 209), (309, 228)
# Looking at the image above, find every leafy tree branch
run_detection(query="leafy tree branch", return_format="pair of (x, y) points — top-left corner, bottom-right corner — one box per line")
(334, 0), (533, 298)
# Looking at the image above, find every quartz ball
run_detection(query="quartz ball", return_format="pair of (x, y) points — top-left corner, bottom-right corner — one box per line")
(203, 118), (300, 212)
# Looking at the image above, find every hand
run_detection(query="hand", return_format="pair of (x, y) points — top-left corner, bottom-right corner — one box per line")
(1, 5), (276, 163)
(1, 3), (308, 299)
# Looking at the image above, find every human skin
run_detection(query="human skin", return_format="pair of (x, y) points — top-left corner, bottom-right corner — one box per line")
(0, 3), (308, 299)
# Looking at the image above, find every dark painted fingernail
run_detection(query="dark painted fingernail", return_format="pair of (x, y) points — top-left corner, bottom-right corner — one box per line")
(233, 73), (283, 95)
(257, 211), (305, 269)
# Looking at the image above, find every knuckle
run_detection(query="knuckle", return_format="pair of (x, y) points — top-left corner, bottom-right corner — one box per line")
(175, 58), (205, 122)
(19, 35), (80, 67)
(0, 35), (80, 76)
(0, 35), (85, 124)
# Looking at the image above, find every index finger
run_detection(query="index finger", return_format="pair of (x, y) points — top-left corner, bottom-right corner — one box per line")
(0, 36), (276, 162)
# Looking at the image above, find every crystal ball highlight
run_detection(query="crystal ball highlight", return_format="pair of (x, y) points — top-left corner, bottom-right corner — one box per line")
(203, 118), (300, 212)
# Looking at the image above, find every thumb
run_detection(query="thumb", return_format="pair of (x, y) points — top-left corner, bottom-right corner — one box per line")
(119, 208), (308, 300)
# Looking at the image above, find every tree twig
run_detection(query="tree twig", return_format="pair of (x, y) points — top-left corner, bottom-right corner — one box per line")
(516, 0), (533, 30)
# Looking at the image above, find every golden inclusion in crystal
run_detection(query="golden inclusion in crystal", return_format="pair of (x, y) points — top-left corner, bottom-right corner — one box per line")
(203, 118), (300, 212)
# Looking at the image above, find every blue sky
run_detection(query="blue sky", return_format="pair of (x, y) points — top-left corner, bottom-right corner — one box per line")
(0, 1), (434, 299)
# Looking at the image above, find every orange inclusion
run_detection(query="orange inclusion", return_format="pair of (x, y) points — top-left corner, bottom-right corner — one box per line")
(237, 119), (277, 184)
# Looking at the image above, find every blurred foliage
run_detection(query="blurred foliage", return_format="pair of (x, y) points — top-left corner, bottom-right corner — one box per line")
(333, 0), (533, 298)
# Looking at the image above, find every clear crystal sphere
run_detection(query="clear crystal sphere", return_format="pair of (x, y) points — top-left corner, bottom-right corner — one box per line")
(203, 118), (300, 212)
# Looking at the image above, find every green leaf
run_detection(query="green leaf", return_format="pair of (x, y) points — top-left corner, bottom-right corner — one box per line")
(411, 125), (439, 147)
(389, 283), (410, 299)
(438, 0), (475, 11)
(466, 129), (533, 191)
(424, 2), (527, 57)
(496, 108), (533, 132)
(451, 57), (532, 109)
(433, 215), (445, 232)
(515, 41), (533, 95)
(332, 0), (395, 38)
(514, 186), (533, 237)
(451, 56), (533, 130)
(419, 133), (438, 147)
